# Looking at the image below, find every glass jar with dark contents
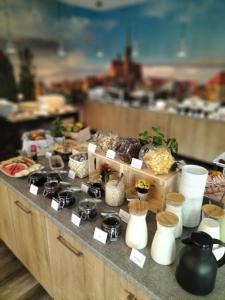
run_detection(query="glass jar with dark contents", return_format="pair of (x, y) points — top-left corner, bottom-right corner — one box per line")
(78, 199), (97, 221)
(47, 172), (61, 183)
(28, 172), (46, 187)
(101, 214), (122, 241)
(43, 181), (60, 199)
(58, 190), (75, 208)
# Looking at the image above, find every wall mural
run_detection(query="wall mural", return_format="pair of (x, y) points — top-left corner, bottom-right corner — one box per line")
(0, 0), (225, 99)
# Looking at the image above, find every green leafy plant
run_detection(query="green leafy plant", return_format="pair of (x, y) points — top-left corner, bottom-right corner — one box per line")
(138, 127), (178, 154)
(138, 130), (151, 146)
(51, 117), (64, 137)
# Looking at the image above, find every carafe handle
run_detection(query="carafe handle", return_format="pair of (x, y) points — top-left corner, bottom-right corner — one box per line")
(212, 238), (225, 267)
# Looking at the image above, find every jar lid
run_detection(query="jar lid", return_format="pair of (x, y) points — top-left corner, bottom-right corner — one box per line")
(128, 200), (149, 215)
(202, 204), (224, 218)
(156, 211), (179, 227)
(166, 192), (184, 206)
(78, 198), (96, 212)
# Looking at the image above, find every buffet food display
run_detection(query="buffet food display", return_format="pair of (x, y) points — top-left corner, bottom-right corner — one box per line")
(1, 121), (225, 298)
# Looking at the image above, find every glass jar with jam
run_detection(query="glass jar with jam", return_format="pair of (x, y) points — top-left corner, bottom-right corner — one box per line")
(43, 181), (60, 199)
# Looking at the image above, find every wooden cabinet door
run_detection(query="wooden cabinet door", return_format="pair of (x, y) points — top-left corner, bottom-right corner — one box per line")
(46, 219), (86, 300)
(83, 247), (105, 300)
(0, 181), (16, 252)
(8, 190), (52, 296)
(104, 265), (150, 300)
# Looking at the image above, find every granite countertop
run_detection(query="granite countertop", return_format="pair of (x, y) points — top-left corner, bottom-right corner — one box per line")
(1, 159), (225, 300)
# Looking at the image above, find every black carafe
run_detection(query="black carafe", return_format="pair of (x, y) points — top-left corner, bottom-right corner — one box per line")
(175, 231), (225, 295)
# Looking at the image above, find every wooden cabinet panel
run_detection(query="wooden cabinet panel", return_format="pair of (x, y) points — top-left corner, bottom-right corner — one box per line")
(0, 182), (16, 252)
(104, 266), (150, 300)
(46, 219), (86, 300)
(7, 189), (52, 296)
(83, 247), (105, 300)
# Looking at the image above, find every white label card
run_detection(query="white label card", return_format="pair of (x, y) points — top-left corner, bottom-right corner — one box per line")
(93, 227), (108, 244)
(119, 209), (130, 223)
(106, 149), (116, 160)
(81, 183), (89, 193)
(88, 143), (97, 153)
(131, 158), (143, 170)
(30, 184), (38, 195)
(129, 248), (146, 269)
(68, 169), (76, 179)
(71, 213), (81, 227)
(45, 152), (52, 158)
(51, 199), (60, 211)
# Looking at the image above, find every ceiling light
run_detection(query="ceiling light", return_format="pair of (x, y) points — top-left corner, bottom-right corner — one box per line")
(5, 39), (16, 55)
(57, 42), (66, 57)
(96, 49), (104, 58)
(176, 38), (187, 58)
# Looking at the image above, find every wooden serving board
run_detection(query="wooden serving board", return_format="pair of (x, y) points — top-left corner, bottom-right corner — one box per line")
(88, 151), (179, 213)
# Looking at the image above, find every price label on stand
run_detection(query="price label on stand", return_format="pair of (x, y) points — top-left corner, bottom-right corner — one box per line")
(71, 213), (81, 227)
(93, 227), (108, 244)
(106, 149), (116, 160)
(131, 158), (143, 170)
(81, 183), (89, 193)
(68, 169), (76, 180)
(30, 184), (38, 195)
(119, 209), (130, 223)
(51, 199), (60, 211)
(88, 143), (97, 153)
(129, 248), (146, 268)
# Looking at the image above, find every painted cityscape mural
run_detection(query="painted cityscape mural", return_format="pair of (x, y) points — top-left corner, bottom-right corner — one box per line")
(0, 0), (225, 97)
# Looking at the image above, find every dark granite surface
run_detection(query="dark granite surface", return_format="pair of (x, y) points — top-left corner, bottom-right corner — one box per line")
(0, 159), (225, 300)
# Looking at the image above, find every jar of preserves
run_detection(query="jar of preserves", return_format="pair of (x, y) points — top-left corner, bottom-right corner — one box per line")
(43, 181), (60, 199)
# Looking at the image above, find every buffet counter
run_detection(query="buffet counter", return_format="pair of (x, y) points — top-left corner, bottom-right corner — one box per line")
(83, 100), (225, 162)
(0, 159), (225, 300)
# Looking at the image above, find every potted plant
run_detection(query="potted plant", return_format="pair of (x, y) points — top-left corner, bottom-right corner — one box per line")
(100, 163), (114, 183)
(135, 179), (150, 200)
(51, 117), (65, 143)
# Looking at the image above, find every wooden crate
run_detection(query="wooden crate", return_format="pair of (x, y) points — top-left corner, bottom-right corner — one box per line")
(88, 151), (179, 213)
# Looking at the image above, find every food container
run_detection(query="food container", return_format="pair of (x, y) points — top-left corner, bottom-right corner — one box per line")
(49, 155), (64, 170)
(101, 214), (122, 241)
(88, 182), (104, 199)
(144, 146), (174, 175)
(78, 199), (97, 220)
(47, 172), (61, 183)
(28, 172), (46, 187)
(115, 137), (141, 163)
(43, 181), (60, 199)
(68, 153), (88, 179)
(65, 126), (91, 142)
(105, 179), (125, 207)
(22, 129), (54, 154)
(57, 190), (75, 208)
(93, 131), (118, 153)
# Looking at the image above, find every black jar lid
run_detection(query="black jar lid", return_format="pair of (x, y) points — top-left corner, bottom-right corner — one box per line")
(29, 172), (44, 179)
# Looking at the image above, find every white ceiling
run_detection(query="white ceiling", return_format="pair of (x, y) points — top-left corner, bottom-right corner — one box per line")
(59, 0), (145, 11)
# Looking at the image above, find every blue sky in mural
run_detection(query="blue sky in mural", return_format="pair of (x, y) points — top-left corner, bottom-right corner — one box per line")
(0, 0), (225, 82)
